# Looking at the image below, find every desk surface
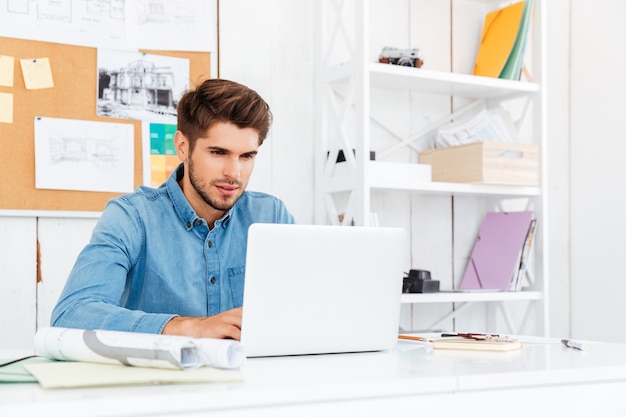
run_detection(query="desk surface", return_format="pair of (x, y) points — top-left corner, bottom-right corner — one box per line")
(3, 336), (626, 417)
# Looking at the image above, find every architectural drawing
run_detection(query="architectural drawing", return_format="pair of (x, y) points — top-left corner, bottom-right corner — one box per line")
(98, 58), (177, 120)
(48, 136), (120, 173)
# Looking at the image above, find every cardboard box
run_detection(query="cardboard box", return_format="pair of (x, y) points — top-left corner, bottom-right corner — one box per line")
(419, 141), (539, 186)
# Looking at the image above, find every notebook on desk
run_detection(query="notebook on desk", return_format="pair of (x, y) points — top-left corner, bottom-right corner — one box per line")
(240, 223), (408, 358)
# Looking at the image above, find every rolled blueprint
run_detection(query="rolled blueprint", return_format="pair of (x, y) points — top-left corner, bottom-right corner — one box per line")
(34, 326), (245, 370)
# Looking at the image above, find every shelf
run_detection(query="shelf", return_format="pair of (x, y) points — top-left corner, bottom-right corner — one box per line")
(401, 291), (543, 304)
(369, 63), (540, 100)
(0, 210), (102, 219)
(322, 161), (541, 197)
(369, 179), (541, 197)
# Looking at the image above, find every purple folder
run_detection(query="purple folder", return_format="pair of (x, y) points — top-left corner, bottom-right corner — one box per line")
(460, 211), (534, 291)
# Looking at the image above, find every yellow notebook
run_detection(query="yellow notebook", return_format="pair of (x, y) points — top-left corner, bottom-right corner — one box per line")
(472, 1), (525, 78)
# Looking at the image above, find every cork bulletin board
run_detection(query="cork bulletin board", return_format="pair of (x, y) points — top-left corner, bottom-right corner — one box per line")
(0, 36), (211, 212)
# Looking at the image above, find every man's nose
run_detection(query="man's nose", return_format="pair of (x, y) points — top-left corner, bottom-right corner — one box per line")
(224, 156), (241, 179)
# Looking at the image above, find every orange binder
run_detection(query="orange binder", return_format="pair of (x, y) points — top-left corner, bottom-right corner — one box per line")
(472, 1), (525, 78)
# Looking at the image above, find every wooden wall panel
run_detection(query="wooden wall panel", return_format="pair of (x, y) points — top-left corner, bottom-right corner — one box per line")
(0, 217), (36, 349)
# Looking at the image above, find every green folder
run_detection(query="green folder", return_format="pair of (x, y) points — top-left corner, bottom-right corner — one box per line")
(499, 0), (535, 80)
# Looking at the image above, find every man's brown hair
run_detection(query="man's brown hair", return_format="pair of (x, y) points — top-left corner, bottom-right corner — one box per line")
(177, 79), (272, 150)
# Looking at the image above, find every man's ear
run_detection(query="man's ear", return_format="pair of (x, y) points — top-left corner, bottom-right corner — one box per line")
(174, 131), (188, 162)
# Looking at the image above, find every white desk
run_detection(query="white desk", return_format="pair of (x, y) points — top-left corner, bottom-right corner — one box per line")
(2, 336), (626, 417)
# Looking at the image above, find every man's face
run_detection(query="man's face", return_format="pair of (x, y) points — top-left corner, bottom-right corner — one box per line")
(176, 121), (260, 218)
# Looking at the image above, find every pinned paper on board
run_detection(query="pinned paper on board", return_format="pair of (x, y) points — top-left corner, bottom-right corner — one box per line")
(20, 57), (54, 89)
(472, 0), (534, 80)
(34, 116), (135, 193)
(460, 211), (534, 291)
(0, 92), (13, 124)
(0, 54), (15, 87)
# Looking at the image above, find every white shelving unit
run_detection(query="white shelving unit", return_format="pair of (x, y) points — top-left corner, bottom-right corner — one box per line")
(314, 0), (548, 336)
(369, 64), (540, 98)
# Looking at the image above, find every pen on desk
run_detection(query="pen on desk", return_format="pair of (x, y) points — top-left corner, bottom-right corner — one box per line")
(398, 335), (431, 343)
(561, 339), (587, 351)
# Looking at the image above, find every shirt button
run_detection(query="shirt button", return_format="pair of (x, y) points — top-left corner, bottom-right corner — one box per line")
(186, 221), (191, 228)
(195, 220), (202, 226)
(210, 277), (216, 284)
(207, 241), (212, 248)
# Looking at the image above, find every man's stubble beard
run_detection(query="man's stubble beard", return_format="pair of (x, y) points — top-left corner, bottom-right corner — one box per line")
(188, 157), (243, 212)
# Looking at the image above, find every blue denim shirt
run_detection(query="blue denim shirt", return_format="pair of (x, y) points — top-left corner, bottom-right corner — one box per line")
(51, 163), (295, 334)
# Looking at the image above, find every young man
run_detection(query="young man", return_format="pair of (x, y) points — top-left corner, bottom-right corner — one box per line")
(51, 79), (295, 341)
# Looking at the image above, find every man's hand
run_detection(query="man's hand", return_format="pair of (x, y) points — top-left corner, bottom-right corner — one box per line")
(162, 307), (243, 340)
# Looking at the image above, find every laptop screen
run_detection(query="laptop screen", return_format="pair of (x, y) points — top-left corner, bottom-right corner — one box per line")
(240, 223), (408, 357)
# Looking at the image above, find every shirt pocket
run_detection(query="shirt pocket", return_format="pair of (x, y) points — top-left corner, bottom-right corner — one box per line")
(227, 265), (246, 308)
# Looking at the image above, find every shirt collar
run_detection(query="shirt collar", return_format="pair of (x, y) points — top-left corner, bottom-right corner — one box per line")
(216, 208), (233, 228)
(167, 163), (199, 230)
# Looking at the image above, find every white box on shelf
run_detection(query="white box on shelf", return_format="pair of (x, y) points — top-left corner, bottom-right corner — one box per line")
(333, 161), (432, 188)
(367, 161), (432, 186)
(332, 160), (432, 187)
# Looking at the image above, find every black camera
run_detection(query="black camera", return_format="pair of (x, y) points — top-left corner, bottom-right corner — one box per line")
(378, 46), (424, 68)
(403, 269), (439, 293)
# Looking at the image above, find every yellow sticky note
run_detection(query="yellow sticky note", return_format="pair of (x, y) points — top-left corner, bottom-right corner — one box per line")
(0, 92), (13, 124)
(0, 55), (15, 87)
(20, 57), (54, 89)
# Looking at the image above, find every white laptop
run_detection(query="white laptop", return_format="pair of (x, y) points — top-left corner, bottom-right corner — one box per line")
(240, 223), (408, 357)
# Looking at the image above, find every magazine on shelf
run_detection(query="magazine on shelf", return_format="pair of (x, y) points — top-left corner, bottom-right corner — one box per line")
(434, 107), (518, 149)
(510, 219), (538, 291)
(460, 211), (534, 291)
(34, 326), (245, 370)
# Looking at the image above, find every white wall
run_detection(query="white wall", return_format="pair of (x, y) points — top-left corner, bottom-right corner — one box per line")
(0, 214), (99, 349)
(570, 0), (626, 342)
(218, 0), (315, 225)
(0, 217), (36, 348)
(37, 217), (100, 329)
(544, 0), (571, 341)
